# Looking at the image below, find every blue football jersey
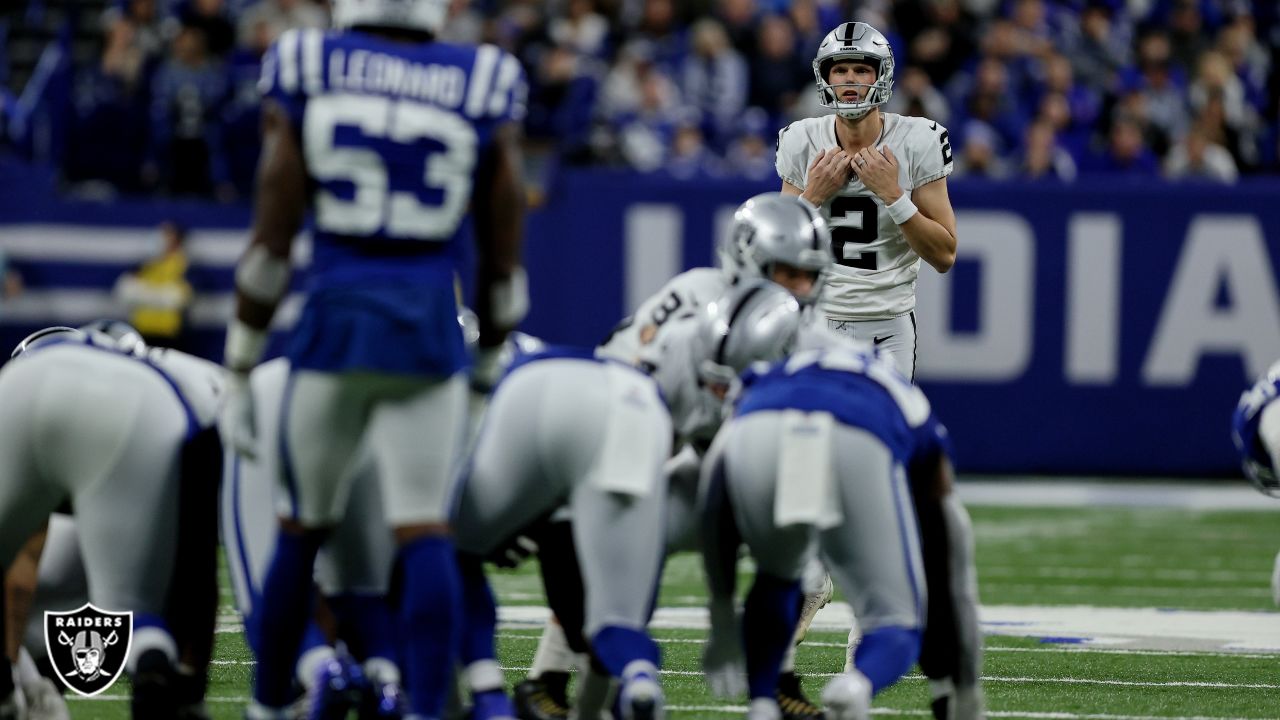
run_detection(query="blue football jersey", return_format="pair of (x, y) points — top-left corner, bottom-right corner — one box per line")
(1232, 360), (1280, 494)
(736, 346), (950, 468)
(259, 27), (527, 375)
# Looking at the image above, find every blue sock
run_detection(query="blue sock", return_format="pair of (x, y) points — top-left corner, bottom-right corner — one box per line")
(397, 536), (462, 716)
(742, 573), (801, 699)
(457, 553), (498, 666)
(133, 612), (169, 633)
(327, 593), (397, 663)
(243, 592), (264, 659)
(253, 531), (322, 707)
(591, 626), (660, 678)
(853, 626), (922, 694)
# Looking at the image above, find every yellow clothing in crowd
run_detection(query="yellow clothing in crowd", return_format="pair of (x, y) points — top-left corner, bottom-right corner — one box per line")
(122, 251), (192, 339)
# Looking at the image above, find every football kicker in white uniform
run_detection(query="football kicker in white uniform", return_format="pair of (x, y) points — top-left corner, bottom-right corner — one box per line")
(453, 282), (807, 720)
(0, 325), (224, 718)
(515, 194), (835, 720)
(777, 21), (959, 382)
(1231, 359), (1280, 606)
(701, 344), (950, 720)
(778, 23), (981, 720)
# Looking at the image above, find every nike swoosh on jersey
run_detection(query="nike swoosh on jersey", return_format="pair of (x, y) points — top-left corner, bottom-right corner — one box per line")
(873, 335), (894, 345)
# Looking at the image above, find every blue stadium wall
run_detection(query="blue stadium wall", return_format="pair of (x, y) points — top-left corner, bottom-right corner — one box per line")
(2, 168), (1278, 477)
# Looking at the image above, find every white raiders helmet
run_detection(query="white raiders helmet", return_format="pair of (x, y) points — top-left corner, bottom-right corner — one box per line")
(812, 22), (895, 120)
(720, 193), (833, 305)
(642, 281), (803, 444)
(331, 0), (449, 34)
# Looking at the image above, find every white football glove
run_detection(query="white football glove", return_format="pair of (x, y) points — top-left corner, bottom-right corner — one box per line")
(1272, 548), (1280, 607)
(219, 371), (258, 460)
(703, 601), (746, 699)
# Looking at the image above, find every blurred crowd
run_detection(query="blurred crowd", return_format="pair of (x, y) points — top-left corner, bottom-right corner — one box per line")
(9, 0), (1280, 198)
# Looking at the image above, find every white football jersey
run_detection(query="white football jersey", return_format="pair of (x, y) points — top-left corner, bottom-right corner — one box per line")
(598, 267), (730, 363)
(776, 112), (953, 321)
(141, 345), (227, 429)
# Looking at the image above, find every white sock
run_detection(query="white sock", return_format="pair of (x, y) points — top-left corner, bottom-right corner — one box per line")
(529, 620), (576, 678)
(575, 668), (616, 719)
(295, 645), (336, 690)
(929, 676), (956, 701)
(466, 659), (504, 693)
(126, 626), (178, 674)
(364, 657), (400, 686)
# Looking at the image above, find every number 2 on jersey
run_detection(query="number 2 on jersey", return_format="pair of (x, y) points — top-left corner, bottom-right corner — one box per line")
(304, 93), (478, 241)
(829, 196), (878, 271)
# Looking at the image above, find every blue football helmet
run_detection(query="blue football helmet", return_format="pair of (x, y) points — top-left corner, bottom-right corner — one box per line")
(1232, 360), (1280, 498)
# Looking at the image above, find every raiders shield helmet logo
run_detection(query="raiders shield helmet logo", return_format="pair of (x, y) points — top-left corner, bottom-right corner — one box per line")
(44, 604), (133, 697)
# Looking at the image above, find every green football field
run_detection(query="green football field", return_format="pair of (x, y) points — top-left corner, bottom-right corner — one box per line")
(66, 493), (1280, 719)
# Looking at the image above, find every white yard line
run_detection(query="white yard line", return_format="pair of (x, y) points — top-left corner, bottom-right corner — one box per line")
(63, 691), (1280, 720)
(978, 566), (1266, 582)
(90, 668), (1280, 691)
(219, 603), (1280, 654)
(974, 585), (1272, 599)
(672, 710), (1280, 720)
(493, 605), (1280, 654)
(493, 633), (1280, 660)
(956, 480), (1280, 511)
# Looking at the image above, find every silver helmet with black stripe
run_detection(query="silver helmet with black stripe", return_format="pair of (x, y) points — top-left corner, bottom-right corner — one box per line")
(720, 193), (833, 305)
(812, 22), (895, 120)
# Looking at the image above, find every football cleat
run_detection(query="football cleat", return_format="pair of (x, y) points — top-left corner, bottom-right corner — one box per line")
(776, 671), (824, 720)
(131, 648), (179, 718)
(174, 667), (211, 720)
(359, 674), (405, 719)
(618, 670), (663, 720)
(307, 655), (364, 720)
(821, 671), (871, 720)
(514, 674), (570, 720)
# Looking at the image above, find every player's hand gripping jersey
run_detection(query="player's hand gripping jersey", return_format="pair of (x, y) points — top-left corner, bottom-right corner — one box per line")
(260, 28), (525, 375)
(776, 113), (953, 321)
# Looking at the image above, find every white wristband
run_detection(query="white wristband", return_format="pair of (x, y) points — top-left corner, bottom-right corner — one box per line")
(224, 318), (268, 371)
(885, 194), (919, 225)
(235, 245), (292, 305)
